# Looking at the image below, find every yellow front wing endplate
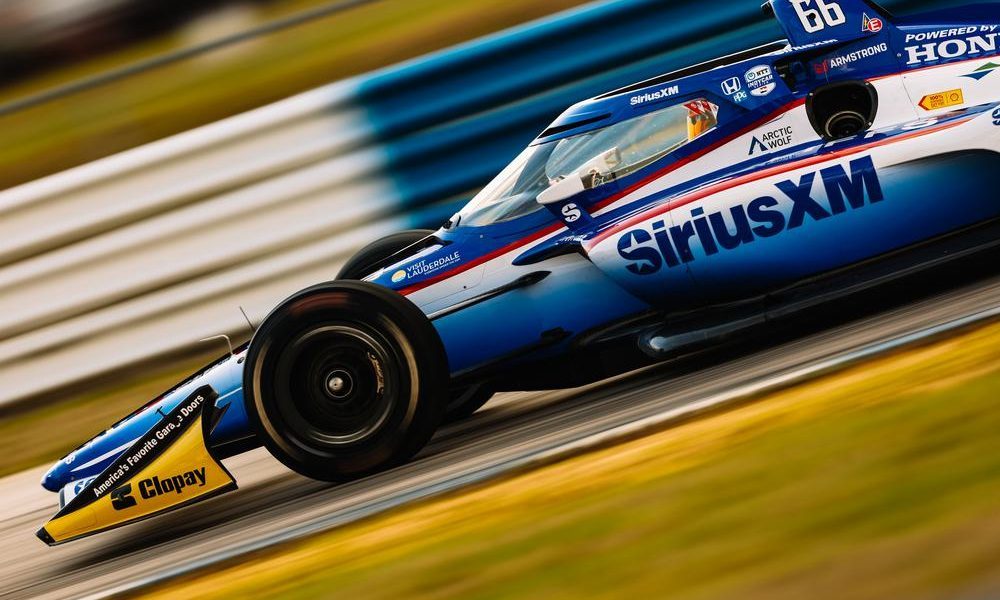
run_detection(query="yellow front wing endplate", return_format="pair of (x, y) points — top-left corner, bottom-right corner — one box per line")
(37, 386), (238, 546)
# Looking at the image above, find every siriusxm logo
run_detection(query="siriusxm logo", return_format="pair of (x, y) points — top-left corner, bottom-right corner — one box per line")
(617, 156), (883, 275)
(630, 85), (680, 106)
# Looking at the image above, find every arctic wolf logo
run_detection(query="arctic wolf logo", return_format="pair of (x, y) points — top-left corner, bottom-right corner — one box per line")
(617, 156), (883, 275)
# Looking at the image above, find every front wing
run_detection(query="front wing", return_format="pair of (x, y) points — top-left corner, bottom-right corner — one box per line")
(37, 386), (237, 545)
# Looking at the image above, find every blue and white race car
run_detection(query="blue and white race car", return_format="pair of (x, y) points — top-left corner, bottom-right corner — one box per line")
(38, 0), (1000, 544)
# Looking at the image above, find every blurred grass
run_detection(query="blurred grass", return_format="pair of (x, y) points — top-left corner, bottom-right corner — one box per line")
(0, 353), (214, 478)
(0, 0), (354, 106)
(147, 322), (1000, 600)
(0, 0), (589, 190)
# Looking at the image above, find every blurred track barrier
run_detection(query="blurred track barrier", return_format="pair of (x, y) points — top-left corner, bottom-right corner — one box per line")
(0, 0), (957, 407)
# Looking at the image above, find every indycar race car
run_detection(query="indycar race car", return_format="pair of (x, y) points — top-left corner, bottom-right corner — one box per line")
(37, 0), (1000, 544)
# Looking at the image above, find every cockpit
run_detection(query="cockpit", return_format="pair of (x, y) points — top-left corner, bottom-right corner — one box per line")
(455, 98), (719, 228)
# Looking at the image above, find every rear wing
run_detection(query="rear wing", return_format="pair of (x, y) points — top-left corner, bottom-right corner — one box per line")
(765, 0), (892, 47)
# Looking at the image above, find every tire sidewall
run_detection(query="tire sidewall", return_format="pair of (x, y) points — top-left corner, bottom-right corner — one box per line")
(244, 281), (447, 480)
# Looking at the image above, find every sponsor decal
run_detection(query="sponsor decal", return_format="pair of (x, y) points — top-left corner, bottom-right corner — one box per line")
(39, 386), (237, 545)
(90, 393), (208, 500)
(789, 39), (839, 52)
(630, 85), (680, 106)
(745, 65), (777, 97)
(617, 156), (883, 275)
(862, 13), (883, 34)
(904, 27), (1000, 65)
(110, 484), (137, 510)
(963, 61), (1000, 81)
(816, 42), (889, 73)
(722, 77), (748, 103)
(749, 125), (794, 156)
(136, 467), (208, 501)
(561, 203), (582, 223)
(918, 89), (965, 111)
(399, 252), (461, 281)
(391, 269), (407, 283)
(790, 0), (846, 34)
(722, 77), (742, 96)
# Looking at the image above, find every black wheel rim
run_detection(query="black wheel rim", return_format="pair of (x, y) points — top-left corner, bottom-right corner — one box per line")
(273, 325), (398, 447)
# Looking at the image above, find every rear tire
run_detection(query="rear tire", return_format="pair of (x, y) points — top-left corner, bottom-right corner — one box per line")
(243, 281), (448, 481)
(444, 384), (494, 423)
(337, 229), (434, 281)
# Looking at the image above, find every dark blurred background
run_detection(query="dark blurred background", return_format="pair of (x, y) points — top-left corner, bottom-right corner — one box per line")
(0, 0), (258, 82)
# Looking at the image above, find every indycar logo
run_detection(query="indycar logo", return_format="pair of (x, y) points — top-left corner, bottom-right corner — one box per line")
(904, 28), (1000, 65)
(744, 65), (776, 97)
(617, 156), (883, 275)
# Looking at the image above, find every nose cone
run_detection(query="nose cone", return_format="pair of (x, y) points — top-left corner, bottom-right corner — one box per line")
(41, 462), (67, 492)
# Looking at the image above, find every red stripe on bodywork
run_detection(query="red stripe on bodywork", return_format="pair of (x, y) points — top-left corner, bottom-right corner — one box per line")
(585, 117), (968, 250)
(399, 100), (807, 296)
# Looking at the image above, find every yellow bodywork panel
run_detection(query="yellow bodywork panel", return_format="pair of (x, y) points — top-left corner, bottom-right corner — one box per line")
(38, 387), (237, 545)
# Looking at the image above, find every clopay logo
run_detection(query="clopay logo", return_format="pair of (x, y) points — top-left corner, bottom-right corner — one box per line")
(617, 156), (883, 275)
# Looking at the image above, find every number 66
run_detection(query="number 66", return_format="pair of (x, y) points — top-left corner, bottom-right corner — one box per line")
(791, 0), (846, 33)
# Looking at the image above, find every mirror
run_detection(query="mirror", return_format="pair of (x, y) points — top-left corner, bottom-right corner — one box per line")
(537, 174), (585, 206)
(536, 147), (621, 206)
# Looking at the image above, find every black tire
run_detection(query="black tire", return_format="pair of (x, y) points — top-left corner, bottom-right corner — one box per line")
(243, 281), (448, 481)
(339, 229), (493, 422)
(337, 229), (434, 280)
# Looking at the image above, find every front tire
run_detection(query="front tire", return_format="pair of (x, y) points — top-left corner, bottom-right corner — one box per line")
(339, 229), (494, 421)
(243, 281), (448, 481)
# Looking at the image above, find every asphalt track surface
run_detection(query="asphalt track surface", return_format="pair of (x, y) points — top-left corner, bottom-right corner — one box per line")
(3, 266), (1000, 599)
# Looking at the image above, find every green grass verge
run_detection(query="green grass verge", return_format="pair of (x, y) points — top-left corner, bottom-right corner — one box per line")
(0, 0), (589, 189)
(146, 322), (1000, 600)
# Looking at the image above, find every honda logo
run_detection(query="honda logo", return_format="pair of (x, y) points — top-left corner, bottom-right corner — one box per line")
(722, 77), (742, 95)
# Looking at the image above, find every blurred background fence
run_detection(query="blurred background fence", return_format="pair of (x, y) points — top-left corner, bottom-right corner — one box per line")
(0, 0), (964, 408)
